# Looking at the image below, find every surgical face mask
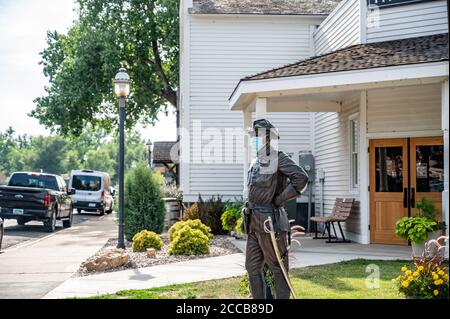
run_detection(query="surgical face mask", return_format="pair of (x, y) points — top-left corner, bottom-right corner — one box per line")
(250, 136), (264, 152)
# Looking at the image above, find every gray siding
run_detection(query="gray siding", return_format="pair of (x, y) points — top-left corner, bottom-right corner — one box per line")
(366, 0), (448, 42)
(314, 0), (360, 55)
(181, 14), (321, 201)
(314, 94), (361, 240)
(367, 84), (442, 134)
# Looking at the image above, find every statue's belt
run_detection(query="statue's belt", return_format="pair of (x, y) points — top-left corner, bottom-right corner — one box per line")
(246, 202), (276, 213)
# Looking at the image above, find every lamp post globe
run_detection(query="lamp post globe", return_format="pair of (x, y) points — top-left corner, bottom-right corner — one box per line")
(114, 67), (131, 250)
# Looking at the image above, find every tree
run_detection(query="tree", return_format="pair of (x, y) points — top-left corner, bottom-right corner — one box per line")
(31, 0), (179, 136)
(124, 162), (166, 240)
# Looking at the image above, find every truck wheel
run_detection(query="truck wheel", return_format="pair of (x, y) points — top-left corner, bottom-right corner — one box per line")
(44, 209), (57, 232)
(63, 209), (73, 228)
(17, 218), (27, 226)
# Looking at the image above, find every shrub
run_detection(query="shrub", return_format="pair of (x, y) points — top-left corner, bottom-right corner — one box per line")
(168, 219), (211, 242)
(183, 203), (200, 221)
(198, 195), (225, 234)
(221, 199), (244, 231)
(124, 162), (166, 241)
(168, 225), (210, 255)
(132, 230), (163, 252)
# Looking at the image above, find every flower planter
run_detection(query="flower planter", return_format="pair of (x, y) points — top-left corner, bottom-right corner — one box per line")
(411, 230), (442, 257)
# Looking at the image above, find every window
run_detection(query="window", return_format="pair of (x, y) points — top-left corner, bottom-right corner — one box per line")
(72, 175), (102, 191)
(349, 114), (359, 189)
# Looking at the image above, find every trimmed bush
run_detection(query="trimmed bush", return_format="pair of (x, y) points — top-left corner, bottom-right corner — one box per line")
(168, 219), (211, 242)
(168, 225), (210, 255)
(124, 162), (165, 241)
(132, 230), (163, 252)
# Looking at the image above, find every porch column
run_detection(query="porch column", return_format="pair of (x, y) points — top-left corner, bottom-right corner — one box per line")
(255, 97), (267, 120)
(243, 109), (252, 198)
(359, 90), (370, 244)
(441, 80), (449, 245)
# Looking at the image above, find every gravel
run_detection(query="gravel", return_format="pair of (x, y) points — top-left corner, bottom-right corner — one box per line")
(76, 234), (242, 277)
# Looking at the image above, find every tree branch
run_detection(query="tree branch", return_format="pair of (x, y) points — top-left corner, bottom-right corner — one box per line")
(148, 1), (177, 109)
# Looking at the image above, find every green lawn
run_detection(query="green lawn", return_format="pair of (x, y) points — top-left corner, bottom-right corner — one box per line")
(86, 259), (412, 299)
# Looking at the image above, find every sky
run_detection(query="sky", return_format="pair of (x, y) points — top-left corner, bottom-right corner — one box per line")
(0, 0), (176, 141)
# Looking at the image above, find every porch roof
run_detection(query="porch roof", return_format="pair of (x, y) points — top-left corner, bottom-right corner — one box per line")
(230, 34), (449, 110)
(189, 0), (341, 15)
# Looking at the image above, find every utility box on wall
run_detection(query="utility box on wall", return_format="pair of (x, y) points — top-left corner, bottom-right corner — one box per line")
(298, 152), (315, 184)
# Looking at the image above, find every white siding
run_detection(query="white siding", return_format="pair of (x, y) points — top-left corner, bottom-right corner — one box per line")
(181, 14), (322, 201)
(367, 84), (442, 134)
(314, 94), (361, 240)
(366, 0), (448, 43)
(314, 0), (360, 55)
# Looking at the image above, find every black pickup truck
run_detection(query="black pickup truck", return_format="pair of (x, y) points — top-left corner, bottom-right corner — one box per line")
(0, 172), (74, 232)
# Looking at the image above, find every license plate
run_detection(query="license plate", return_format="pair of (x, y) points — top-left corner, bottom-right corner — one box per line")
(88, 203), (96, 207)
(13, 208), (24, 215)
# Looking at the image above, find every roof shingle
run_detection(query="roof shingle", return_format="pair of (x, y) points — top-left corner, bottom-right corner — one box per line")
(190, 0), (342, 15)
(243, 34), (449, 81)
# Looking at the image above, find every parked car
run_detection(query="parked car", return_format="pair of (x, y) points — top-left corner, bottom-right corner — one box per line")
(0, 172), (74, 232)
(69, 169), (114, 215)
(0, 217), (4, 251)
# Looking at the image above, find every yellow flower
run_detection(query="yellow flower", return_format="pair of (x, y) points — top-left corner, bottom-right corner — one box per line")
(418, 266), (424, 272)
(431, 272), (436, 276)
(408, 276), (414, 281)
(413, 271), (420, 277)
(401, 266), (408, 272)
(433, 274), (439, 280)
(445, 274), (449, 281)
(402, 281), (409, 288)
(434, 280), (441, 286)
(433, 290), (439, 296)
(438, 270), (444, 276)
(405, 270), (412, 276)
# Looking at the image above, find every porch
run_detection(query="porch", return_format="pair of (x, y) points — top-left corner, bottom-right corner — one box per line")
(229, 34), (449, 245)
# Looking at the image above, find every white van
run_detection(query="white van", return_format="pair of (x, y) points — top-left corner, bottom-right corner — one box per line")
(68, 170), (114, 215)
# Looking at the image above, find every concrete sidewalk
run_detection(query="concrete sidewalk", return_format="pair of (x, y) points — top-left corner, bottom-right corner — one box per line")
(0, 214), (116, 299)
(231, 236), (411, 268)
(43, 253), (246, 299)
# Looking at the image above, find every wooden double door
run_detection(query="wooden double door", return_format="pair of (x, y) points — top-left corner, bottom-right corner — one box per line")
(370, 137), (444, 244)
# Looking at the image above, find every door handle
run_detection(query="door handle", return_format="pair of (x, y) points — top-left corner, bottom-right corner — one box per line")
(411, 188), (415, 208)
(403, 188), (408, 208)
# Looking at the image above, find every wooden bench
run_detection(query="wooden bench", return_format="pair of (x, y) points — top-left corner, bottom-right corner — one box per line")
(310, 198), (355, 243)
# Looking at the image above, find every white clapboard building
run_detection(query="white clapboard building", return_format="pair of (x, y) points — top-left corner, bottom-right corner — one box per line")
(179, 0), (449, 244)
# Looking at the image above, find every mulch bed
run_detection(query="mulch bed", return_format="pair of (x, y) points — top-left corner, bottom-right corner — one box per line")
(75, 234), (242, 277)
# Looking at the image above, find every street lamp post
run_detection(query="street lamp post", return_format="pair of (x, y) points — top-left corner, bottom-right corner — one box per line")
(145, 139), (153, 168)
(114, 67), (131, 250)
